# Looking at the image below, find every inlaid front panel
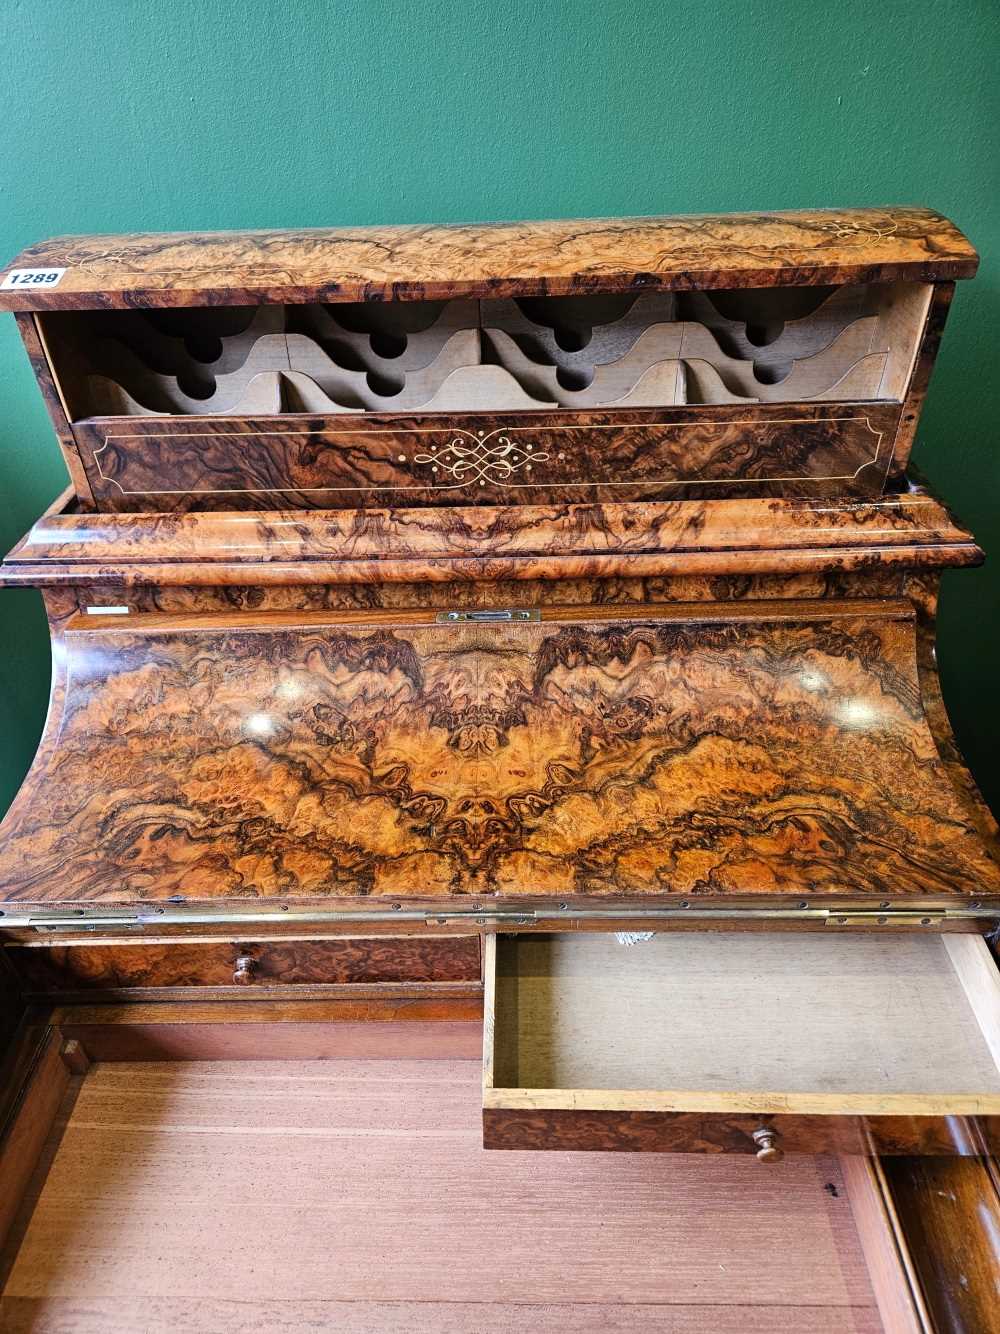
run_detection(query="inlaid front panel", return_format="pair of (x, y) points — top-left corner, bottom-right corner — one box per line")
(71, 403), (899, 511)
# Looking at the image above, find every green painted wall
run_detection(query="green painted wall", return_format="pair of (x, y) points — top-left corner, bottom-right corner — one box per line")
(1, 0), (998, 816)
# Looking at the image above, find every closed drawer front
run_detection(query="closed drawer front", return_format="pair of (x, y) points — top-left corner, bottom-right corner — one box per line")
(483, 931), (1000, 1158)
(8, 935), (481, 992)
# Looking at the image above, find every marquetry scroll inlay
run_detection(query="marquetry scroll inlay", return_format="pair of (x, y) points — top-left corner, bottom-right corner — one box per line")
(815, 219), (900, 244)
(410, 431), (558, 486)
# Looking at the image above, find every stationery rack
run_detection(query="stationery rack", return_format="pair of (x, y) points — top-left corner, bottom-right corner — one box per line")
(41, 283), (923, 418)
(0, 207), (974, 508)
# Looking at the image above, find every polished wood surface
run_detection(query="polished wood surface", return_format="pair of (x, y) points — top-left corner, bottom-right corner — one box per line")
(7, 934), (481, 992)
(0, 1058), (880, 1332)
(1, 598), (996, 912)
(0, 207), (976, 311)
(3, 487), (980, 589)
(880, 1155), (1000, 1333)
(69, 400), (903, 511)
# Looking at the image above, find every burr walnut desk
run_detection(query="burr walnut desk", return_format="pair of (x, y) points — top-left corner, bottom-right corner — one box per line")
(0, 208), (998, 1329)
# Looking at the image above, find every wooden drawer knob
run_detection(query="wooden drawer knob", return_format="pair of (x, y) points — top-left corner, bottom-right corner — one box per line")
(752, 1127), (783, 1163)
(233, 954), (257, 985)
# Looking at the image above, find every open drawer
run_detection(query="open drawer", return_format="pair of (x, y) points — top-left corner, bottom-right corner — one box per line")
(482, 931), (1000, 1158)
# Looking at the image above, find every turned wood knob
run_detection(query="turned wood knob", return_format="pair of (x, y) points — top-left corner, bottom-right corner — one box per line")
(752, 1127), (783, 1163)
(233, 953), (257, 985)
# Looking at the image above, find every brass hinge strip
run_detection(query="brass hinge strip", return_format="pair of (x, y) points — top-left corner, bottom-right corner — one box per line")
(4, 904), (986, 933)
(823, 910), (946, 927)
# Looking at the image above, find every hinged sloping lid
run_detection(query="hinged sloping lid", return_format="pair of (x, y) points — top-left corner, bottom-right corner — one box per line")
(0, 207), (978, 312)
(0, 597), (997, 920)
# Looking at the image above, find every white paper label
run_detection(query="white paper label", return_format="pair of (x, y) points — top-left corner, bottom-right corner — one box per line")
(1, 267), (66, 290)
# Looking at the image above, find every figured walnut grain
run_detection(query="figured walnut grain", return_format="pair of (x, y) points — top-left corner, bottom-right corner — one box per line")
(0, 207), (977, 311)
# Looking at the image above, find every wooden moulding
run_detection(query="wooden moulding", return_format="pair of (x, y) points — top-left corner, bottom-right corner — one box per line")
(54, 997), (485, 1061)
(0, 207), (977, 310)
(877, 1154), (1000, 1333)
(482, 932), (1000, 1157)
(1, 486), (982, 588)
(0, 1026), (70, 1252)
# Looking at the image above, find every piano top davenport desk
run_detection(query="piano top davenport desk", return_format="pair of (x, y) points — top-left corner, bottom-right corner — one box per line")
(0, 208), (998, 1333)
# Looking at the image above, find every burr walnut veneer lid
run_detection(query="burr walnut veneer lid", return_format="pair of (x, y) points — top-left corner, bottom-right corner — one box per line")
(0, 207), (978, 312)
(0, 596), (997, 915)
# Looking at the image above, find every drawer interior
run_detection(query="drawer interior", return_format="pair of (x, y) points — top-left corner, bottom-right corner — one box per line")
(486, 932), (1000, 1111)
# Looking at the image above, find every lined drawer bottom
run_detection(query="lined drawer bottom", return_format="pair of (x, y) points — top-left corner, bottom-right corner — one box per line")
(483, 931), (1000, 1157)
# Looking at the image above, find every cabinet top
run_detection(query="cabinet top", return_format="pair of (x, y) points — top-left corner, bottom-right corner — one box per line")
(0, 206), (978, 312)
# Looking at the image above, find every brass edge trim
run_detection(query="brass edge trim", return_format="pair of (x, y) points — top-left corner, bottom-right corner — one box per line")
(4, 905), (997, 931)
